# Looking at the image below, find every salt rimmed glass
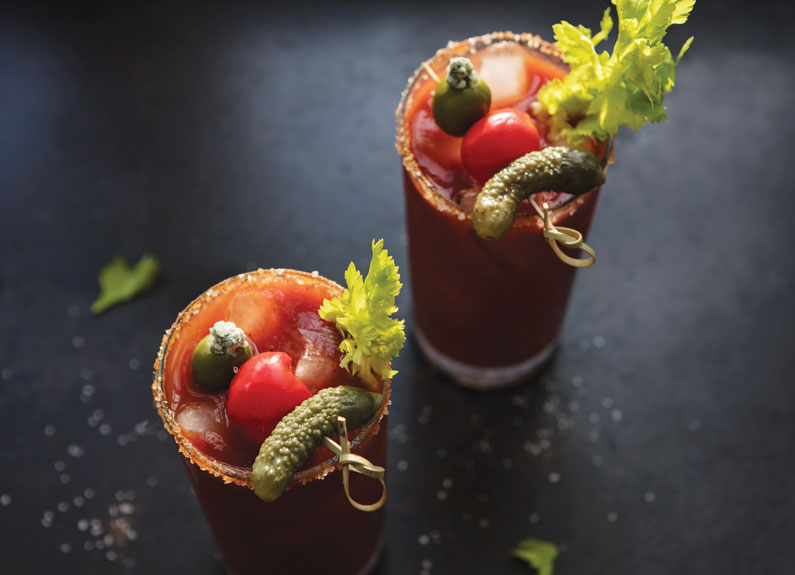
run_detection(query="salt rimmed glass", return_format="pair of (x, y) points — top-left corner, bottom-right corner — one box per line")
(397, 31), (610, 389)
(153, 269), (390, 575)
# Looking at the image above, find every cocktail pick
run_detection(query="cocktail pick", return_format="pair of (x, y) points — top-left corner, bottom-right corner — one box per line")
(530, 198), (596, 268)
(322, 416), (386, 512)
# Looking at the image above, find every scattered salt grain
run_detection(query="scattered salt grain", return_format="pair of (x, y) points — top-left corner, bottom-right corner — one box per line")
(83, 488), (95, 499)
(60, 474), (71, 485)
(57, 502), (69, 513)
(99, 423), (112, 436)
(548, 472), (561, 484)
(611, 409), (623, 423)
(689, 419), (701, 431)
(67, 304), (80, 317)
(418, 534), (430, 545)
(593, 336), (606, 349)
(60, 543), (72, 553)
(589, 413), (600, 425)
(607, 511), (618, 523)
(478, 518), (489, 528)
(592, 455), (603, 466)
(80, 368), (94, 381)
(571, 375), (583, 387)
(502, 458), (514, 469)
(72, 496), (84, 507)
(44, 425), (56, 437)
(128, 358), (141, 371)
(529, 513), (540, 524)
(42, 511), (55, 527)
(397, 460), (409, 472)
(1, 368), (13, 381)
(54, 460), (66, 472)
(72, 336), (85, 349)
(67, 444), (84, 458)
(442, 478), (452, 489)
(0, 494), (11, 506)
(644, 491), (656, 503)
(601, 397), (614, 409)
(436, 448), (447, 459)
(437, 490), (447, 501)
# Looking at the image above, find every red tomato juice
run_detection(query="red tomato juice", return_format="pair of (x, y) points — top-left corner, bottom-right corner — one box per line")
(153, 269), (388, 575)
(397, 32), (606, 388)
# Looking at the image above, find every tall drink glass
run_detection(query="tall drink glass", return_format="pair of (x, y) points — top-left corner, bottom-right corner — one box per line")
(153, 269), (389, 575)
(397, 32), (608, 389)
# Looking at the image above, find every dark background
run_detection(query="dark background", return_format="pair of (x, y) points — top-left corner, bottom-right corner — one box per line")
(1, 1), (794, 574)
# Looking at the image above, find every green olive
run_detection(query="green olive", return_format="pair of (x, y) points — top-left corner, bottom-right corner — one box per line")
(191, 333), (254, 392)
(432, 57), (491, 137)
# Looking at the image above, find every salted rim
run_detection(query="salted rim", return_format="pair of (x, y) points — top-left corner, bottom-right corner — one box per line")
(152, 268), (391, 491)
(395, 30), (609, 227)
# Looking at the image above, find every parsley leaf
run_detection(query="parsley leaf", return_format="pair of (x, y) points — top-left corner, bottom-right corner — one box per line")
(318, 240), (405, 391)
(91, 254), (161, 315)
(537, 0), (695, 145)
(513, 538), (559, 575)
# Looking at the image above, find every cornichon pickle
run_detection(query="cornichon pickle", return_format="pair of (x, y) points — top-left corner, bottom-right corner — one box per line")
(252, 386), (383, 502)
(432, 57), (491, 137)
(472, 146), (605, 240)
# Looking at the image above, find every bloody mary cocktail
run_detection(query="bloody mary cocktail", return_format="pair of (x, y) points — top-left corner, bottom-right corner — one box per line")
(397, 32), (609, 389)
(153, 269), (389, 575)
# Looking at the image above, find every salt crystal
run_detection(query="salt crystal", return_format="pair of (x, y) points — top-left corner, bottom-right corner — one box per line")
(644, 491), (656, 503)
(397, 460), (409, 471)
(54, 460), (66, 472)
(128, 358), (141, 371)
(593, 336), (606, 348)
(601, 397), (614, 409)
(44, 425), (56, 437)
(67, 444), (84, 458)
(60, 543), (72, 553)
(73, 496), (84, 507)
(67, 304), (80, 317)
(80, 368), (94, 381)
(0, 494), (11, 506)
(60, 474), (71, 485)
(548, 472), (561, 484)
(478, 518), (489, 528)
(437, 490), (447, 501)
(529, 513), (540, 524)
(418, 534), (430, 545)
(611, 409), (623, 423)
(442, 478), (452, 489)
(1, 368), (12, 381)
(72, 336), (85, 349)
(607, 511), (618, 523)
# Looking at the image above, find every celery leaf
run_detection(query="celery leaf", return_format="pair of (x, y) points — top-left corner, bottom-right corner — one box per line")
(318, 240), (405, 390)
(513, 538), (559, 575)
(91, 254), (161, 315)
(537, 0), (695, 144)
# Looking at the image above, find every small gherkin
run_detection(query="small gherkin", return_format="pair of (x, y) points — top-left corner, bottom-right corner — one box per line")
(472, 146), (605, 240)
(252, 386), (383, 502)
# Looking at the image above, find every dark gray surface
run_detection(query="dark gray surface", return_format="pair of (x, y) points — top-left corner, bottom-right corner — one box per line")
(1, 2), (794, 574)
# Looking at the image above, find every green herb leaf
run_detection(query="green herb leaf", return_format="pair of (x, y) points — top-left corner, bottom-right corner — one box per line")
(91, 254), (161, 315)
(318, 240), (405, 391)
(513, 538), (559, 575)
(537, 0), (695, 144)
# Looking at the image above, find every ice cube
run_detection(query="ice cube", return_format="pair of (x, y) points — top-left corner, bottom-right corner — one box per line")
(175, 401), (225, 438)
(294, 354), (338, 393)
(226, 289), (280, 341)
(453, 187), (480, 211)
(476, 42), (530, 108)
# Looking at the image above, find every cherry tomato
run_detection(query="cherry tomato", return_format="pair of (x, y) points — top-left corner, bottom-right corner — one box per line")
(226, 352), (312, 443)
(461, 108), (541, 186)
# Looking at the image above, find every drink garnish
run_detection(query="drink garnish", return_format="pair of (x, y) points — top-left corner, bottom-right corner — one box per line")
(432, 57), (492, 137)
(318, 239), (405, 392)
(91, 253), (160, 314)
(251, 386), (383, 502)
(512, 538), (559, 575)
(472, 146), (605, 240)
(462, 108), (541, 185)
(191, 321), (255, 391)
(536, 0), (695, 145)
(226, 351), (312, 442)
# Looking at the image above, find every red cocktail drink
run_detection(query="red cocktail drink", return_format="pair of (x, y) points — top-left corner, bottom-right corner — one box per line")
(397, 32), (608, 388)
(153, 269), (389, 575)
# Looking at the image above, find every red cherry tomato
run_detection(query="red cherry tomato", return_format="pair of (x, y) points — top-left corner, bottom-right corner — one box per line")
(226, 352), (311, 443)
(461, 108), (542, 186)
